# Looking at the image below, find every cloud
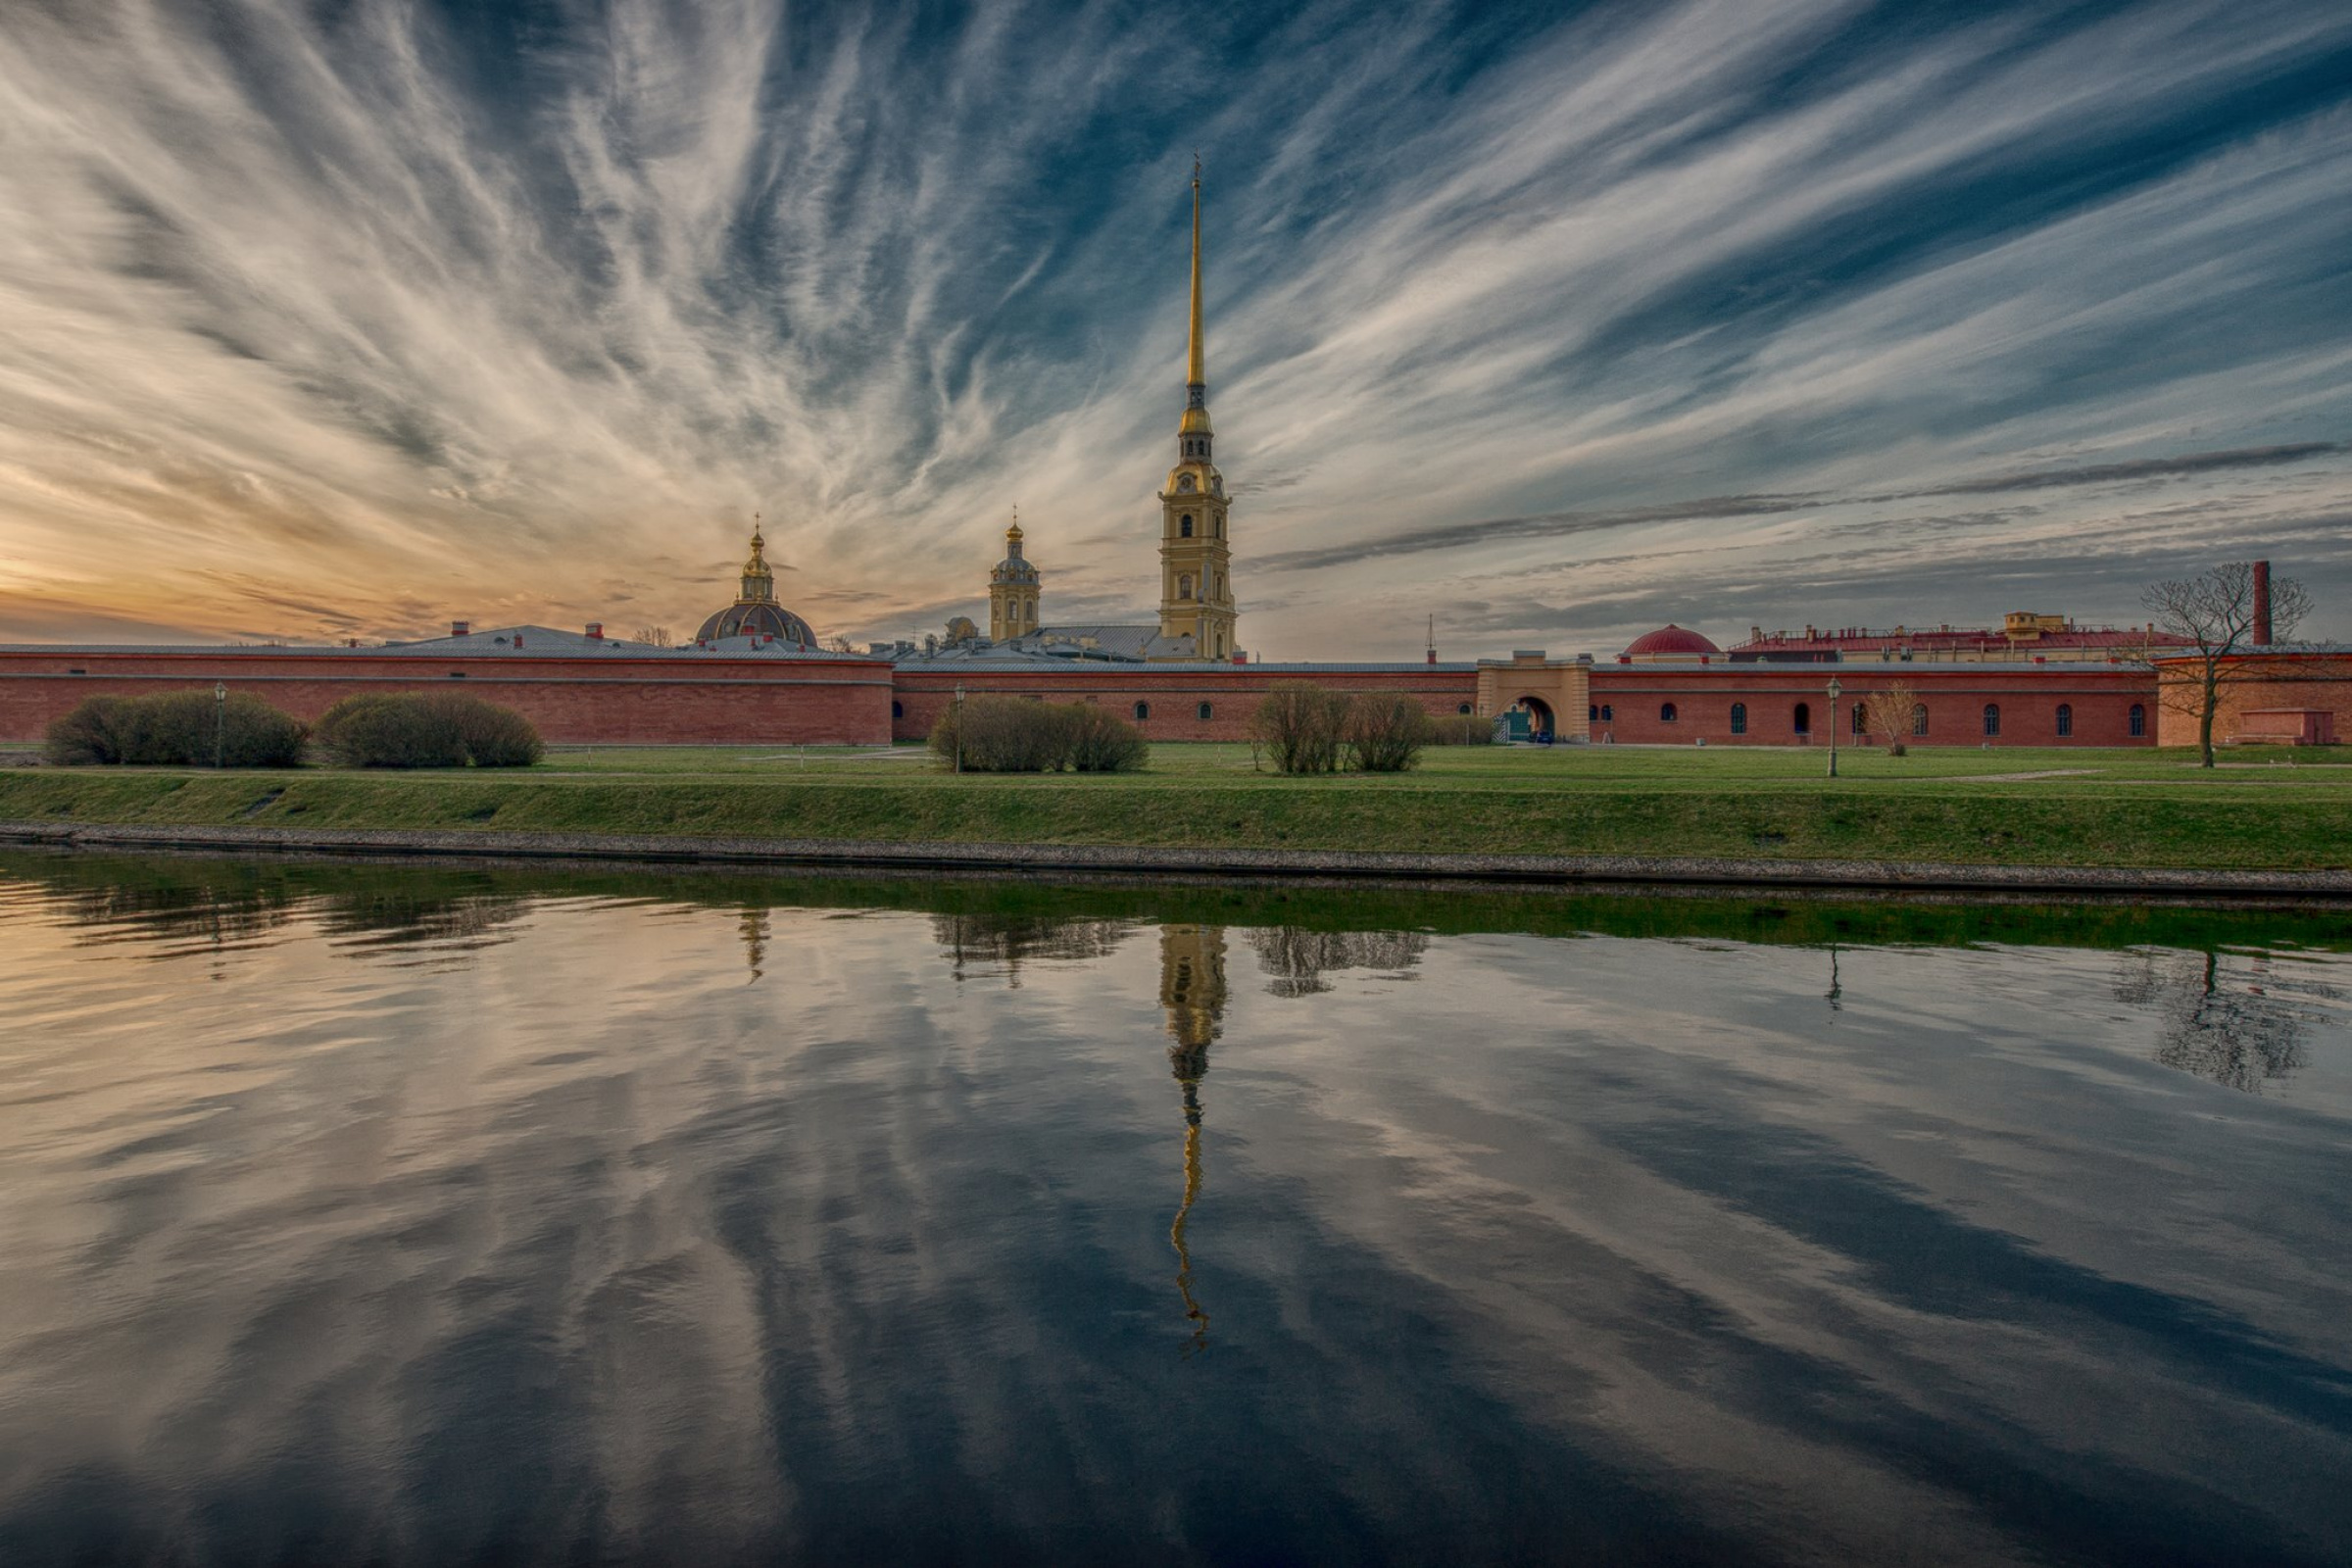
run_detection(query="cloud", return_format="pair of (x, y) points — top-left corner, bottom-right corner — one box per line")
(0, 0), (2347, 653)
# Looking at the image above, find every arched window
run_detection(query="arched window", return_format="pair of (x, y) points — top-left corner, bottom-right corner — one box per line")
(1178, 574), (1193, 600)
(1458, 703), (1472, 714)
(1912, 704), (1930, 737)
(1660, 702), (1678, 722)
(1197, 701), (1213, 721)
(2055, 703), (2073, 738)
(1792, 702), (1810, 735)
(891, 700), (904, 719)
(1215, 514), (1224, 537)
(2130, 704), (2146, 738)
(1850, 703), (1866, 736)
(1180, 514), (1195, 538)
(1983, 703), (2000, 738)
(1589, 704), (1599, 722)
(1600, 704), (1612, 722)
(1134, 701), (1150, 721)
(1730, 702), (1747, 735)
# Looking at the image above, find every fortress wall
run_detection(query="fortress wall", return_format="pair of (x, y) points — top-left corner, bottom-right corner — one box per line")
(0, 650), (894, 746)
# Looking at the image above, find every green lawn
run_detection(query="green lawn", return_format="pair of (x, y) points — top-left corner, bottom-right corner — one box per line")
(1, 741), (2346, 870)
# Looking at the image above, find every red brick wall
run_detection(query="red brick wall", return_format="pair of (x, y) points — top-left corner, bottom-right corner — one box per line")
(1586, 665), (2158, 747)
(0, 650), (894, 746)
(2154, 654), (2352, 747)
(889, 667), (1481, 742)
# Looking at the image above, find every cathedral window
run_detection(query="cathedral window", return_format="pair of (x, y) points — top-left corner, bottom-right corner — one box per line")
(1982, 704), (2000, 738)
(1180, 515), (1194, 537)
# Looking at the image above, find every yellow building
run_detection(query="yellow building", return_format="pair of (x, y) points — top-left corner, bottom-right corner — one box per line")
(1155, 169), (1237, 662)
(987, 515), (1040, 642)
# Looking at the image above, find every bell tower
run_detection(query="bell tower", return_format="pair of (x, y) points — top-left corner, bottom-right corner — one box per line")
(1157, 165), (1237, 661)
(988, 512), (1040, 641)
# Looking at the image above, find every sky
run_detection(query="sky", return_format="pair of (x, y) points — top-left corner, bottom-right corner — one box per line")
(2, 0), (2349, 658)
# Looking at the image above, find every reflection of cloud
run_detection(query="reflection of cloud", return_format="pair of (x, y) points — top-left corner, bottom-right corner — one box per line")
(2, 863), (2351, 1561)
(0, 2), (2348, 653)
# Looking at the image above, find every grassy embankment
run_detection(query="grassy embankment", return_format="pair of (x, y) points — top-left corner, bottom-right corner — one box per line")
(1, 742), (2347, 870)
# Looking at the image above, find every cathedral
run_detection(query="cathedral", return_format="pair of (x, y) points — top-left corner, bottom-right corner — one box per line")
(962, 167), (1239, 665)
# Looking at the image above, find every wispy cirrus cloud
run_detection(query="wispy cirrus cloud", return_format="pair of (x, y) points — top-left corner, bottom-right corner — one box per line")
(0, 0), (2347, 656)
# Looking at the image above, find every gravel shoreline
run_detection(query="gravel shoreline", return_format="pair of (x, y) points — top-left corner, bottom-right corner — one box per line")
(4, 819), (2348, 900)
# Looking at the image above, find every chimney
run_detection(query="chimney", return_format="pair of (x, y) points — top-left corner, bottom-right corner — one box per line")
(512, 632), (523, 649)
(584, 621), (603, 640)
(450, 619), (469, 637)
(2253, 560), (2273, 646)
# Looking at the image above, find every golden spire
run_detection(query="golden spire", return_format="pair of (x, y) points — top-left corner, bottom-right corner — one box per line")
(740, 515), (775, 602)
(1186, 159), (1205, 390)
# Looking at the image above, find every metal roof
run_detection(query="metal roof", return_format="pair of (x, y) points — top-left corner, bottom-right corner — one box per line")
(1, 624), (884, 662)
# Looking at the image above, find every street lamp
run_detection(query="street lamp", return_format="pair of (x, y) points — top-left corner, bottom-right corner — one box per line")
(953, 683), (965, 774)
(1826, 675), (1842, 778)
(213, 682), (227, 769)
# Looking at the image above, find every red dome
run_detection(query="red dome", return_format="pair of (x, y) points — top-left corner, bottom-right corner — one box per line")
(1622, 623), (1722, 658)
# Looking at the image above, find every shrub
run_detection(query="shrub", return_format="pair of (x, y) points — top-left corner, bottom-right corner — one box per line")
(1427, 711), (1497, 746)
(1064, 704), (1150, 772)
(1343, 692), (1433, 772)
(316, 692), (541, 768)
(436, 694), (545, 767)
(1248, 682), (1349, 774)
(929, 694), (1078, 772)
(44, 697), (128, 765)
(45, 691), (307, 767)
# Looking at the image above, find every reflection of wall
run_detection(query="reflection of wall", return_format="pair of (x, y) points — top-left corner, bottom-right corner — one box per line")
(1248, 927), (1430, 998)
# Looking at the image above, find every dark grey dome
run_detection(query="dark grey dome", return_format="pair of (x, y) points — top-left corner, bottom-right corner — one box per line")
(697, 602), (815, 643)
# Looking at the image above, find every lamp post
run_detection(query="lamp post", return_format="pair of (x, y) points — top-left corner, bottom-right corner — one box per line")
(213, 682), (227, 769)
(953, 683), (965, 774)
(1826, 675), (1841, 778)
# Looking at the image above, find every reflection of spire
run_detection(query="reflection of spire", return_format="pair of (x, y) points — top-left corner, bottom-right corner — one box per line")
(1160, 924), (1226, 1354)
(1825, 945), (1841, 1010)
(741, 907), (768, 982)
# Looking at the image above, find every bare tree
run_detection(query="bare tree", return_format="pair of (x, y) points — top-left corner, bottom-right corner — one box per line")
(632, 625), (674, 648)
(2138, 563), (2310, 766)
(1858, 681), (1921, 755)
(1247, 682), (1349, 774)
(1341, 691), (1433, 772)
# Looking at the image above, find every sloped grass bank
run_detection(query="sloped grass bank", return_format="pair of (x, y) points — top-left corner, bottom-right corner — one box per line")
(2, 767), (2346, 871)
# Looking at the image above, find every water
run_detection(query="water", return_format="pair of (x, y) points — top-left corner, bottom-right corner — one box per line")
(1, 852), (2348, 1566)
